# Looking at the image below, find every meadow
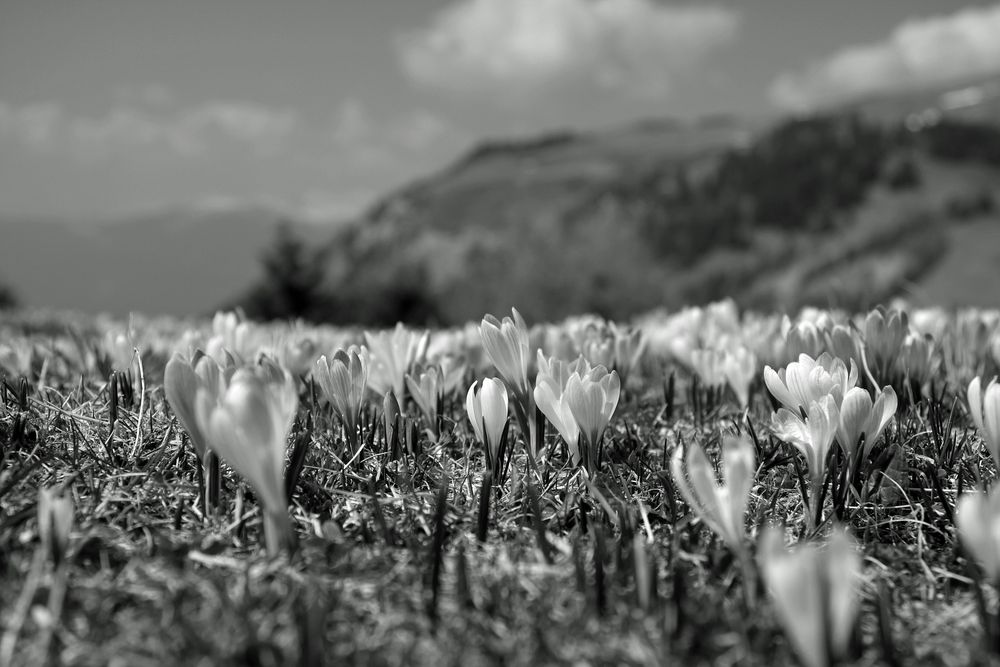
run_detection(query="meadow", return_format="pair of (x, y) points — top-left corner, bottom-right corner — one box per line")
(1, 301), (1000, 666)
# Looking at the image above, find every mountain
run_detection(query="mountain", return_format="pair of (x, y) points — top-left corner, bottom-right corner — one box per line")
(297, 75), (1000, 325)
(0, 204), (335, 317)
(3, 75), (998, 323)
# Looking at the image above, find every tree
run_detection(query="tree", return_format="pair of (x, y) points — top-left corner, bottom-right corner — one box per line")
(0, 282), (16, 310)
(242, 221), (328, 321)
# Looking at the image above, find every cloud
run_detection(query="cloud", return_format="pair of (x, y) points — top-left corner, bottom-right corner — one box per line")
(0, 102), (63, 150)
(770, 3), (1000, 111)
(330, 101), (458, 158)
(184, 190), (373, 224)
(397, 0), (739, 98)
(0, 97), (298, 158)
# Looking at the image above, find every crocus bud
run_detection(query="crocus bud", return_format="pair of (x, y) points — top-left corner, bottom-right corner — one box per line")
(670, 435), (755, 551)
(38, 486), (73, 567)
(466, 378), (509, 472)
(957, 485), (1000, 582)
(968, 376), (1000, 469)
(835, 385), (897, 462)
(315, 347), (369, 447)
(480, 308), (531, 399)
(759, 527), (861, 667)
(195, 364), (298, 553)
(863, 307), (907, 382)
(384, 390), (400, 439)
(723, 346), (758, 409)
(564, 366), (620, 470)
(406, 365), (442, 433)
(364, 324), (429, 401)
(165, 351), (228, 458)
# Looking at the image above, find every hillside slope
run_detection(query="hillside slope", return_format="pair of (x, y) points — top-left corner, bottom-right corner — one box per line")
(302, 76), (1000, 325)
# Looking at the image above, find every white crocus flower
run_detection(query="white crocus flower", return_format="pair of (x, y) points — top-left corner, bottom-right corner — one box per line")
(759, 527), (862, 667)
(364, 323), (429, 401)
(764, 353), (858, 413)
(670, 435), (755, 551)
(466, 378), (509, 473)
(968, 376), (1000, 469)
(533, 352), (590, 465)
(771, 395), (839, 486)
(165, 351), (230, 459)
(315, 347), (369, 448)
(689, 349), (728, 390)
(195, 363), (298, 553)
(956, 485), (1000, 582)
(405, 365), (442, 433)
(480, 308), (531, 399)
(724, 346), (758, 409)
(37, 486), (74, 567)
(835, 385), (897, 462)
(564, 366), (620, 471)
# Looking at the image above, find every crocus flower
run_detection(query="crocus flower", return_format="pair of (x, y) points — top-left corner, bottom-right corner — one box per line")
(364, 323), (429, 401)
(670, 435), (755, 551)
(764, 353), (858, 414)
(610, 324), (645, 388)
(275, 335), (319, 379)
(315, 347), (369, 448)
(862, 307), (908, 383)
(783, 318), (825, 361)
(533, 352), (589, 465)
(724, 347), (758, 409)
(406, 365), (442, 434)
(436, 354), (468, 398)
(480, 308), (531, 399)
(826, 325), (859, 369)
(466, 378), (509, 473)
(37, 486), (74, 567)
(835, 385), (897, 463)
(897, 333), (935, 388)
(968, 376), (1000, 469)
(195, 363), (298, 553)
(689, 349), (728, 390)
(165, 351), (229, 458)
(564, 366), (620, 471)
(205, 311), (251, 365)
(759, 527), (861, 667)
(956, 484), (1000, 582)
(771, 395), (839, 486)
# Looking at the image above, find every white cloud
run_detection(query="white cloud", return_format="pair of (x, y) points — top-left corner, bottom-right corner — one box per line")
(330, 101), (458, 156)
(0, 102), (63, 150)
(184, 190), (372, 224)
(0, 97), (298, 158)
(397, 0), (739, 98)
(770, 3), (1000, 111)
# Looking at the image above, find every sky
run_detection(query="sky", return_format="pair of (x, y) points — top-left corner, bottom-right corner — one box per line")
(1, 0), (999, 222)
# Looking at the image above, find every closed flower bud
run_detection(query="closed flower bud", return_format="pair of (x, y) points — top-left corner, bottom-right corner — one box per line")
(37, 486), (73, 567)
(759, 527), (861, 667)
(968, 376), (1000, 469)
(466, 378), (509, 472)
(670, 435), (755, 551)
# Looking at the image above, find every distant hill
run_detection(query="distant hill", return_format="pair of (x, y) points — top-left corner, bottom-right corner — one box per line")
(292, 75), (1000, 325)
(0, 205), (335, 317)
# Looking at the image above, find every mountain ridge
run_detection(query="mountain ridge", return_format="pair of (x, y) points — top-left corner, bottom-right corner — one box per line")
(2, 74), (999, 321)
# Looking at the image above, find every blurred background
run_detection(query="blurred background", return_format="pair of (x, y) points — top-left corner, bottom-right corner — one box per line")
(1, 0), (998, 325)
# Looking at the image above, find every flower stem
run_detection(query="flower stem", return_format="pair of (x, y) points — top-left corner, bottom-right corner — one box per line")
(264, 509), (292, 556)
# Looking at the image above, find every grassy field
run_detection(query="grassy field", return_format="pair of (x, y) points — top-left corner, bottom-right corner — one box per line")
(1, 304), (1000, 666)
